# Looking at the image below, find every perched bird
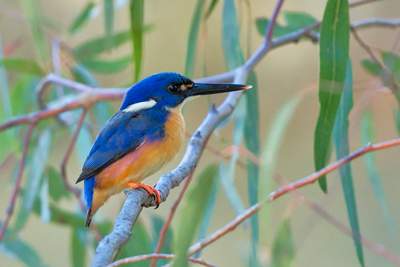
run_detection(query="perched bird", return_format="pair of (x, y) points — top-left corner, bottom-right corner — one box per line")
(76, 72), (250, 226)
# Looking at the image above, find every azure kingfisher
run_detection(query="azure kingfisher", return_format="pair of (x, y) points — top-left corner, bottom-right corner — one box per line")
(76, 72), (250, 226)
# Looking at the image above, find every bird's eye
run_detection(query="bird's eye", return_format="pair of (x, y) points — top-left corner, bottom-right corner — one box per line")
(167, 84), (179, 93)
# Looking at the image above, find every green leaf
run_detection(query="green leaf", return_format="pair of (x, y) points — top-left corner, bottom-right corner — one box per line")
(271, 219), (295, 267)
(314, 0), (350, 192)
(150, 215), (173, 254)
(244, 72), (260, 267)
(10, 76), (39, 115)
(0, 37), (11, 117)
(0, 235), (49, 267)
(15, 130), (52, 232)
(222, 0), (244, 69)
(361, 59), (382, 77)
(204, 0), (219, 20)
(184, 0), (206, 77)
(20, 0), (48, 63)
(129, 0), (144, 81)
(333, 62), (365, 267)
(69, 2), (96, 34)
(260, 94), (303, 249)
(39, 177), (50, 223)
(104, 0), (114, 46)
(382, 51), (400, 80)
(256, 11), (317, 38)
(0, 58), (44, 76)
(74, 31), (131, 59)
(116, 220), (151, 267)
(71, 227), (87, 267)
(172, 165), (218, 267)
(80, 56), (131, 74)
(361, 112), (397, 239)
(47, 166), (72, 201)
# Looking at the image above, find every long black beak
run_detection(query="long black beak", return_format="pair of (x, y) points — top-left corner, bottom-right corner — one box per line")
(186, 83), (252, 97)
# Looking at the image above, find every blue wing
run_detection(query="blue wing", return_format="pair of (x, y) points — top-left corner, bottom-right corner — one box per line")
(76, 109), (167, 183)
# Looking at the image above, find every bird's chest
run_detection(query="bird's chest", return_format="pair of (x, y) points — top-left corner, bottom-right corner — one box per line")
(96, 108), (185, 190)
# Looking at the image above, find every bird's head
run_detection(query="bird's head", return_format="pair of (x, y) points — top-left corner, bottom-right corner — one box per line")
(120, 72), (251, 111)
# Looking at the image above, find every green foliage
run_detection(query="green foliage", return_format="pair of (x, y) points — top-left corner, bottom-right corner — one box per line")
(0, 58), (44, 76)
(172, 165), (218, 267)
(71, 227), (87, 267)
(333, 62), (365, 267)
(129, 0), (144, 81)
(271, 219), (295, 267)
(314, 0), (350, 192)
(80, 56), (131, 74)
(69, 2), (96, 34)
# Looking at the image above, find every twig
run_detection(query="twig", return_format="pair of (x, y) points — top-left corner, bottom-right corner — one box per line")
(349, 0), (382, 7)
(60, 109), (87, 202)
(0, 124), (35, 240)
(150, 173), (194, 267)
(107, 253), (215, 267)
(269, 137), (400, 201)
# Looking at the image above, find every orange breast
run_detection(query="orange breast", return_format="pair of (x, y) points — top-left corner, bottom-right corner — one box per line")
(95, 108), (185, 193)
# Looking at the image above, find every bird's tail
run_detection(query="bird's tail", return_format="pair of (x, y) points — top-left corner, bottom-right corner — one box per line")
(85, 207), (93, 227)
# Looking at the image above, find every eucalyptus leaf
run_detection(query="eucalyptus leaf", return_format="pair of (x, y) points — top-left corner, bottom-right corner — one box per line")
(129, 0), (144, 81)
(69, 2), (96, 34)
(271, 219), (295, 267)
(0, 58), (44, 76)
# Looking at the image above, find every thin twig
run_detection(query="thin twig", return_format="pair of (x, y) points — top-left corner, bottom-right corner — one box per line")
(150, 173), (194, 267)
(349, 0), (382, 7)
(107, 253), (215, 267)
(60, 109), (87, 202)
(0, 124), (35, 240)
(269, 137), (400, 200)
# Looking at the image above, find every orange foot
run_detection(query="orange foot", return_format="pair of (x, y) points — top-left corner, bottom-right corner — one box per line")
(127, 182), (161, 208)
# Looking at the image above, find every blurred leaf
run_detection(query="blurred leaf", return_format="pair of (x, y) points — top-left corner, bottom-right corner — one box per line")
(314, 0), (350, 192)
(129, 0), (144, 81)
(244, 72), (260, 267)
(15, 130), (52, 232)
(172, 165), (218, 267)
(256, 11), (317, 38)
(10, 76), (39, 115)
(260, 94), (303, 246)
(204, 0), (219, 20)
(47, 166), (72, 201)
(76, 125), (94, 164)
(382, 51), (400, 79)
(104, 0), (114, 46)
(69, 2), (96, 34)
(71, 227), (87, 267)
(81, 56), (131, 74)
(195, 166), (220, 258)
(0, 37), (11, 117)
(150, 215), (173, 254)
(0, 58), (44, 76)
(39, 177), (50, 223)
(184, 0), (206, 77)
(361, 59), (382, 76)
(72, 64), (98, 86)
(333, 62), (365, 267)
(0, 235), (48, 267)
(222, 0), (244, 69)
(361, 112), (397, 238)
(20, 0), (48, 62)
(74, 31), (131, 59)
(271, 219), (295, 267)
(220, 99), (245, 214)
(116, 220), (151, 267)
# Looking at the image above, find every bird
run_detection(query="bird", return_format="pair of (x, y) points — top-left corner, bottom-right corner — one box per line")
(76, 72), (251, 226)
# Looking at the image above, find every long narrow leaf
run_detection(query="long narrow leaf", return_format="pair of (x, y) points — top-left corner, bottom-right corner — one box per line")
(71, 227), (87, 267)
(172, 165), (217, 267)
(69, 2), (96, 34)
(271, 219), (295, 267)
(0, 58), (44, 76)
(361, 112), (397, 238)
(333, 62), (365, 267)
(314, 0), (350, 192)
(129, 0), (144, 81)
(104, 0), (114, 46)
(184, 0), (206, 77)
(80, 56), (131, 74)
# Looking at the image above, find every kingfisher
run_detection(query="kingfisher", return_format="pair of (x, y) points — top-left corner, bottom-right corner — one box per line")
(76, 72), (250, 226)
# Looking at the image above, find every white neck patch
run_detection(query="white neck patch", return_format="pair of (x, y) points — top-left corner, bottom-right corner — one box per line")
(122, 99), (157, 113)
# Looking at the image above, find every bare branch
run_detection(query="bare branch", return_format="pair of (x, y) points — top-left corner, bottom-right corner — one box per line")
(0, 124), (35, 240)
(107, 253), (215, 267)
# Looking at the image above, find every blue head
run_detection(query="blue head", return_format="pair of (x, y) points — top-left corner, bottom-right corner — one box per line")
(120, 72), (251, 110)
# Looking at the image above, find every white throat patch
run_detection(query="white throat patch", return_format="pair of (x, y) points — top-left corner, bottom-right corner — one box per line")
(122, 99), (157, 113)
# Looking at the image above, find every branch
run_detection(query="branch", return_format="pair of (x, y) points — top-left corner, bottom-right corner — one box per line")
(269, 138), (400, 200)
(107, 253), (215, 267)
(0, 124), (35, 240)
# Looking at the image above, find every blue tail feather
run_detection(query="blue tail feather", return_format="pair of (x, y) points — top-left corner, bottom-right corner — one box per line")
(84, 176), (95, 209)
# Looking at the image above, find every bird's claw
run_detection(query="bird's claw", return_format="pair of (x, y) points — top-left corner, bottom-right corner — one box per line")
(127, 182), (161, 208)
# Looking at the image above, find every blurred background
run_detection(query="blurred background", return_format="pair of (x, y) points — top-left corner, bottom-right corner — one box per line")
(0, 0), (400, 266)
